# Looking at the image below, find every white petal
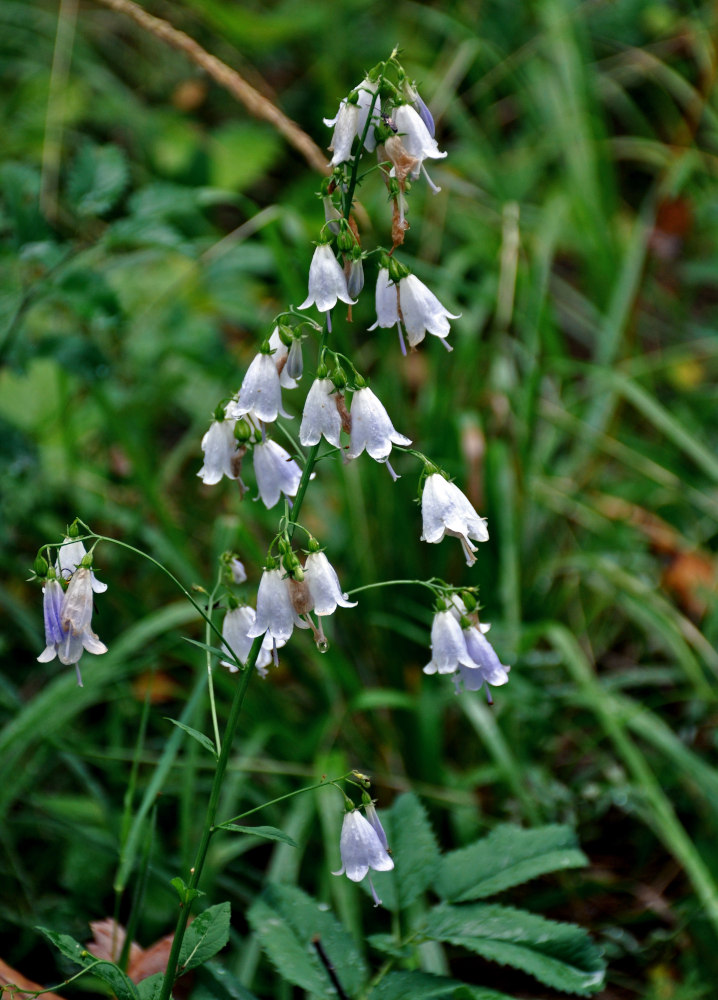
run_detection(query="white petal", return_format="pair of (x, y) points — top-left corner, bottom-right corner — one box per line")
(368, 269), (400, 331)
(233, 353), (290, 423)
(430, 610), (475, 673)
(299, 245), (356, 313)
(299, 378), (342, 448)
(253, 440), (302, 509)
(248, 569), (296, 642)
(198, 420), (238, 485)
(304, 552), (356, 615)
(347, 387), (411, 462)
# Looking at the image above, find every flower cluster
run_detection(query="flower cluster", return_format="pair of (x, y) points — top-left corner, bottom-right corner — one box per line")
(37, 537), (108, 687)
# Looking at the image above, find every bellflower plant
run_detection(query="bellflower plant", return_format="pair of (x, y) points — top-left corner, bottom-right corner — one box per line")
(25, 54), (613, 1000)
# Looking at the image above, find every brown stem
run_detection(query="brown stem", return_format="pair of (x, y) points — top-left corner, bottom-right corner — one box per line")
(91, 0), (329, 175)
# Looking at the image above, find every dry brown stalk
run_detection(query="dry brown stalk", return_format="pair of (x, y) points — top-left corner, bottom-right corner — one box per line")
(92, 0), (329, 175)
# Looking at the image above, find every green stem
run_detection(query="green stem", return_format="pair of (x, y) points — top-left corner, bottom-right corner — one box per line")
(158, 634), (260, 999)
(218, 772), (351, 828)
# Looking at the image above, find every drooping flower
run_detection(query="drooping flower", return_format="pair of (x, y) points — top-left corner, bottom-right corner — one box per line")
(299, 378), (343, 448)
(252, 440), (302, 509)
(197, 419), (239, 485)
(226, 352), (291, 424)
(369, 270), (459, 351)
(455, 624), (511, 699)
(228, 557), (247, 584)
(58, 567), (108, 685)
(299, 244), (356, 316)
(364, 801), (389, 851)
(347, 386), (411, 464)
(247, 566), (309, 645)
(398, 274), (460, 349)
(57, 538), (107, 593)
(303, 551), (357, 616)
(37, 577), (67, 664)
(404, 81), (435, 137)
(420, 473), (489, 566)
(392, 103), (447, 192)
(220, 605), (279, 678)
(324, 78), (380, 164)
(422, 609), (476, 675)
(332, 809), (394, 907)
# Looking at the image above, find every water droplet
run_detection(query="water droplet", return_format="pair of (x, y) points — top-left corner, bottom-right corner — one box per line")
(316, 638), (330, 653)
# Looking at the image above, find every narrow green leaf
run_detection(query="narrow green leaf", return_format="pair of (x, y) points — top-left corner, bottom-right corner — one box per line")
(247, 883), (368, 997)
(198, 960), (262, 999)
(423, 903), (605, 996)
(216, 823), (297, 847)
(369, 970), (515, 1000)
(436, 824), (587, 902)
(36, 927), (140, 999)
(362, 792), (440, 912)
(179, 902), (231, 972)
(166, 718), (217, 757)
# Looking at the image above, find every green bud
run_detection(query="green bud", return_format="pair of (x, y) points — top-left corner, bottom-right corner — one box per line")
(336, 224), (355, 253)
(307, 537), (321, 554)
(316, 362), (329, 379)
(67, 521), (80, 539)
(265, 554), (280, 571)
(277, 323), (294, 348)
(234, 420), (252, 443)
(354, 374), (367, 390)
(34, 554), (49, 577)
(461, 591), (478, 613)
(332, 365), (347, 389)
(387, 256), (410, 283)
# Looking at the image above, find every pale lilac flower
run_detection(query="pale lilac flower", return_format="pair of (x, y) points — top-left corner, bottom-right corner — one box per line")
(299, 244), (356, 315)
(57, 538), (107, 593)
(286, 338), (304, 381)
(346, 257), (365, 299)
(420, 473), (489, 567)
(253, 440), (302, 509)
(347, 387), (411, 463)
(364, 802), (389, 851)
(59, 568), (108, 684)
(229, 558), (247, 584)
(227, 352), (291, 424)
(303, 551), (357, 616)
(324, 78), (380, 164)
(299, 378), (342, 448)
(423, 609), (475, 675)
(220, 605), (279, 678)
(197, 419), (239, 485)
(392, 104), (446, 192)
(404, 81), (435, 137)
(247, 567), (308, 644)
(368, 269), (399, 330)
(269, 327), (298, 389)
(398, 274), (460, 349)
(332, 809), (394, 907)
(37, 578), (67, 664)
(454, 625), (511, 703)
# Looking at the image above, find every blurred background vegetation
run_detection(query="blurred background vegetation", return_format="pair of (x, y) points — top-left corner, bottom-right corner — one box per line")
(1, 0), (718, 996)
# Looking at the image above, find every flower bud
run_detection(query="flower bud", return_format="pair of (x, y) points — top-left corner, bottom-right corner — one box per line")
(34, 554), (49, 577)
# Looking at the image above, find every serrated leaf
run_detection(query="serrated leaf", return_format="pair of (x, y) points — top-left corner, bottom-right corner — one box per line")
(366, 934), (413, 960)
(36, 926), (140, 999)
(197, 960), (262, 1000)
(422, 903), (605, 995)
(179, 902), (231, 972)
(166, 718), (217, 757)
(369, 971), (514, 1000)
(67, 143), (129, 216)
(216, 823), (297, 847)
(436, 824), (587, 902)
(361, 792), (439, 912)
(247, 883), (368, 997)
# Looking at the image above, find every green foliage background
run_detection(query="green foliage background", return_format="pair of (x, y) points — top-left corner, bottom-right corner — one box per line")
(2, 0), (718, 996)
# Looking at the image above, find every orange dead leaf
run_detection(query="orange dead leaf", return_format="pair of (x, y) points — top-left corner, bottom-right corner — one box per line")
(0, 958), (66, 1000)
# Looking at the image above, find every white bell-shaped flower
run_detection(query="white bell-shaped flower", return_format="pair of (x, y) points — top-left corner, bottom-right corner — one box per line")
(420, 473), (489, 567)
(324, 78), (380, 164)
(399, 275), (460, 348)
(303, 551), (357, 616)
(299, 378), (342, 448)
(368, 268), (400, 331)
(227, 352), (291, 424)
(220, 605), (279, 678)
(59, 567), (108, 679)
(364, 801), (389, 851)
(332, 809), (394, 907)
(393, 103), (447, 191)
(347, 386), (411, 463)
(423, 609), (476, 675)
(299, 244), (356, 315)
(197, 419), (239, 485)
(247, 567), (308, 644)
(253, 440), (302, 509)
(57, 538), (107, 593)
